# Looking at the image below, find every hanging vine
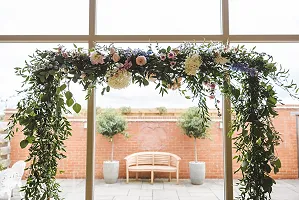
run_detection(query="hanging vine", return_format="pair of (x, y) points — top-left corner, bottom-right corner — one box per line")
(6, 42), (299, 200)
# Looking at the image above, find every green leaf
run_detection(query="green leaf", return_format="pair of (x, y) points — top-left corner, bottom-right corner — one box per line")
(26, 136), (35, 143)
(65, 91), (73, 99)
(275, 159), (281, 168)
(60, 84), (67, 91)
(73, 43), (77, 48)
(143, 79), (149, 86)
(167, 46), (171, 52)
(20, 140), (29, 149)
(49, 70), (56, 76)
(73, 103), (81, 113)
(66, 98), (74, 107)
(39, 76), (45, 83)
(106, 86), (110, 92)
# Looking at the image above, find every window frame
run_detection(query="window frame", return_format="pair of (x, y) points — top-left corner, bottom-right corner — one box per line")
(1, 0), (299, 200)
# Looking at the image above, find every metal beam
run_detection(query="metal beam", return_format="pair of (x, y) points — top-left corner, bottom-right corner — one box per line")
(85, 0), (97, 199)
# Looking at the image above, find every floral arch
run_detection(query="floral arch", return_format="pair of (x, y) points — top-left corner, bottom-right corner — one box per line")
(7, 42), (299, 200)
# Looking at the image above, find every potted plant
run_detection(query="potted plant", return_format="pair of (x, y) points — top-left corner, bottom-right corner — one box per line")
(178, 107), (210, 185)
(96, 109), (128, 184)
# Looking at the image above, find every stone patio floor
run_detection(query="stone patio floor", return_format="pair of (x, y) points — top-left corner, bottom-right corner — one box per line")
(6, 179), (299, 200)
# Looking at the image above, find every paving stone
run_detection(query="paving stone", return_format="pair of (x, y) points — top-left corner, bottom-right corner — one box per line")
(128, 189), (152, 196)
(113, 196), (139, 200)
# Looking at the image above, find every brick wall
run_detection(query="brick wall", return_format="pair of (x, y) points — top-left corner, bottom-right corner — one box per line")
(5, 106), (299, 179)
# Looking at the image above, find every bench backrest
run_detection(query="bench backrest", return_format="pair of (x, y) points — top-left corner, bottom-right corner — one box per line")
(124, 152), (181, 167)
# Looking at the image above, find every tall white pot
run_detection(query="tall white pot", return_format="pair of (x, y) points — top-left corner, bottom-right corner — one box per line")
(189, 161), (205, 185)
(103, 161), (119, 184)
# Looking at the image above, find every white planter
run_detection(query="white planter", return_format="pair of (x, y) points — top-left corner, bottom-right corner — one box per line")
(103, 161), (119, 184)
(189, 161), (205, 185)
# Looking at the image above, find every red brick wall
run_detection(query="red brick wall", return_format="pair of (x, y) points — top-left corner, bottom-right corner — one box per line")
(6, 106), (299, 179)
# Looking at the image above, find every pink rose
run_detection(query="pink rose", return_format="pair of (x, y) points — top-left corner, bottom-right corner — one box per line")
(209, 95), (215, 100)
(170, 61), (176, 67)
(136, 56), (147, 66)
(110, 47), (116, 55)
(168, 51), (175, 59)
(160, 54), (166, 61)
(112, 53), (120, 62)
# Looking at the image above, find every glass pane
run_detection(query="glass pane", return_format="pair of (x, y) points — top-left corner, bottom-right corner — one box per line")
(97, 0), (221, 35)
(231, 43), (299, 104)
(229, 0), (299, 34)
(0, 43), (88, 198)
(0, 0), (88, 35)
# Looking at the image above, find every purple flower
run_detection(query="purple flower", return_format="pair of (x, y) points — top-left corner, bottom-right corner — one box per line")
(230, 63), (257, 77)
(123, 59), (132, 70)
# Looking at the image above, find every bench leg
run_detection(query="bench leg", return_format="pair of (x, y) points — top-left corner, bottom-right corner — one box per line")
(151, 171), (154, 184)
(126, 170), (129, 184)
(169, 172), (171, 182)
(176, 170), (179, 185)
(136, 172), (138, 180)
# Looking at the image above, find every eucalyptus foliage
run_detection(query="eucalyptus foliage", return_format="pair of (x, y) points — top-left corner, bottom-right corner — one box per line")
(6, 42), (299, 200)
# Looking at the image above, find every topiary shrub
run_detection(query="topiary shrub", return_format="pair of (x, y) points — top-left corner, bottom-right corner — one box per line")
(178, 107), (210, 162)
(96, 109), (128, 161)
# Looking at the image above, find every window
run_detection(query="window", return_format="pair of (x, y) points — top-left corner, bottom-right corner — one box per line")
(229, 0), (299, 34)
(97, 0), (222, 35)
(0, 0), (88, 35)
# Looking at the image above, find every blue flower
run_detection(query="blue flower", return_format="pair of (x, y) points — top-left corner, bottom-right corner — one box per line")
(230, 63), (257, 77)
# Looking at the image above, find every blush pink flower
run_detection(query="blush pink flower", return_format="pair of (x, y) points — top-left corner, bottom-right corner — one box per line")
(110, 47), (116, 55)
(112, 53), (120, 62)
(209, 95), (215, 100)
(209, 83), (216, 89)
(160, 54), (166, 61)
(170, 61), (176, 67)
(136, 56), (147, 66)
(62, 52), (68, 58)
(168, 51), (175, 59)
(90, 52), (105, 65)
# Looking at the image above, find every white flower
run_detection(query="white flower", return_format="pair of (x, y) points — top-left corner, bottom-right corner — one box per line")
(107, 70), (131, 89)
(214, 55), (230, 65)
(184, 54), (202, 76)
(90, 51), (105, 65)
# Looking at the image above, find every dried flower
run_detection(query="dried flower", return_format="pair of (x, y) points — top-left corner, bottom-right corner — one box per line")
(215, 54), (230, 65)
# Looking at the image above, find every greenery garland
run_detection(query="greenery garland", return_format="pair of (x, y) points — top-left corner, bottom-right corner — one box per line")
(6, 42), (299, 200)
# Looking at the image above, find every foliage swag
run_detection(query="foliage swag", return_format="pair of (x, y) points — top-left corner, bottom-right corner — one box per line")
(6, 42), (299, 200)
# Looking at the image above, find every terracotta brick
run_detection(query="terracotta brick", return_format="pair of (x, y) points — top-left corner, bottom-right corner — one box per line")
(5, 106), (299, 179)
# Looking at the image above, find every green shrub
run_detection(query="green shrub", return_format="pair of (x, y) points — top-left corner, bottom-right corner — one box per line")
(96, 109), (128, 161)
(119, 106), (131, 115)
(156, 107), (167, 115)
(178, 107), (210, 162)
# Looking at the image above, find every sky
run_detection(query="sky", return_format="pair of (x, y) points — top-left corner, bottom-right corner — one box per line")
(0, 0), (299, 114)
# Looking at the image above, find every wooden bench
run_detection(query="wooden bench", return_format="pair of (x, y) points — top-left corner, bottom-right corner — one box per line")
(124, 152), (181, 184)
